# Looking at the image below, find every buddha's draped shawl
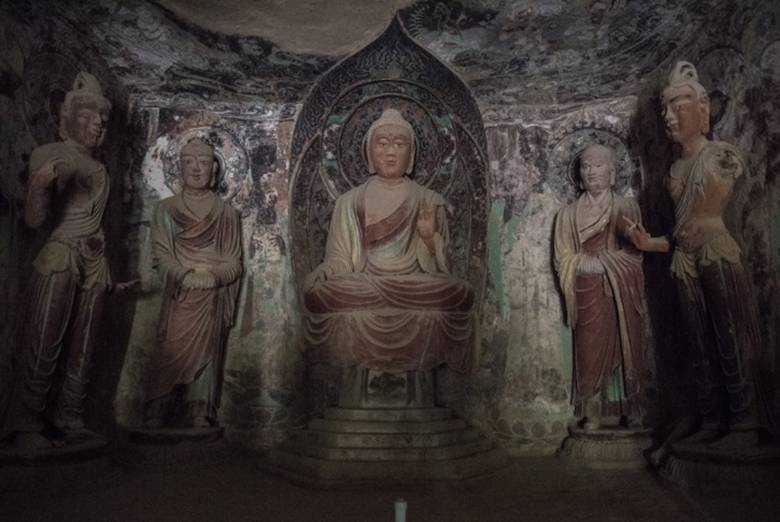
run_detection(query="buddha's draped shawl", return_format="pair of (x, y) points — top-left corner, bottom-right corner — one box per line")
(304, 178), (474, 373)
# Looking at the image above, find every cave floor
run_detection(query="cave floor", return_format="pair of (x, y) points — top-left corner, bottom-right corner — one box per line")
(3, 454), (773, 521)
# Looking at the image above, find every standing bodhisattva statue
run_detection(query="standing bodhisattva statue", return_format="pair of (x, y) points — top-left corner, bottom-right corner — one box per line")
(5, 72), (134, 450)
(554, 144), (645, 430)
(144, 139), (242, 429)
(626, 61), (764, 448)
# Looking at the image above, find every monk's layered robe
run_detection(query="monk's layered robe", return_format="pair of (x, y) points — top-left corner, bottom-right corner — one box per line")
(304, 177), (475, 373)
(146, 194), (242, 419)
(554, 194), (644, 419)
(667, 142), (762, 430)
(9, 141), (112, 432)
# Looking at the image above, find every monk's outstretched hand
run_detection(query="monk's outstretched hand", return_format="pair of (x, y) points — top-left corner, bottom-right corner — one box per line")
(622, 216), (652, 251)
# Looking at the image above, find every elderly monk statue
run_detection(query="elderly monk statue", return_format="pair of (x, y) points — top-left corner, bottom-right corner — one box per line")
(144, 139), (242, 429)
(627, 61), (765, 448)
(5, 72), (132, 450)
(554, 144), (645, 431)
(303, 109), (475, 377)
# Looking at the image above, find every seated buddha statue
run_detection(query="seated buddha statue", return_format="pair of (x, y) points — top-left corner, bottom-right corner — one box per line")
(303, 109), (475, 376)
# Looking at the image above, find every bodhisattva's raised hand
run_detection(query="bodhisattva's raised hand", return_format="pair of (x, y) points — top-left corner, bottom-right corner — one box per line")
(26, 158), (77, 228)
(416, 201), (436, 240)
(30, 159), (75, 190)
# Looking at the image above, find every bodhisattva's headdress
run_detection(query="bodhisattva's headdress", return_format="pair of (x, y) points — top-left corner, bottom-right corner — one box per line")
(364, 108), (416, 174)
(662, 61), (710, 134)
(59, 72), (112, 141)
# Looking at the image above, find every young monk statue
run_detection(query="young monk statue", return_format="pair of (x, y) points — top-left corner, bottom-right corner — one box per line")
(554, 144), (645, 430)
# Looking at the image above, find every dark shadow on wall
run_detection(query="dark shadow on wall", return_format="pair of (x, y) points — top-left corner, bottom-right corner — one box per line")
(628, 73), (698, 443)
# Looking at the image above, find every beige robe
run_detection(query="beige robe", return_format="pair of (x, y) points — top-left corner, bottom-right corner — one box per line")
(146, 194), (242, 402)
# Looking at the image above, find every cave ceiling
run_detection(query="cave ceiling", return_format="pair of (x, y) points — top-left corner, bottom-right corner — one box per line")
(4, 0), (769, 109)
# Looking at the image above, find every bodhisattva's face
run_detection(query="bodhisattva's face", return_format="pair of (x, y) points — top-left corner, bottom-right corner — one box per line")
(180, 147), (216, 192)
(370, 124), (412, 180)
(66, 98), (109, 150)
(580, 147), (613, 194)
(662, 85), (707, 146)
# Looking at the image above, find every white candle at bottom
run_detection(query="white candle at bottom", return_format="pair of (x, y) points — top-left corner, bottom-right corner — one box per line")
(394, 498), (407, 522)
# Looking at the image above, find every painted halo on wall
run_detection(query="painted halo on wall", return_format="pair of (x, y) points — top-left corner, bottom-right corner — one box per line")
(160, 126), (250, 202)
(545, 127), (637, 202)
(319, 82), (457, 198)
(760, 40), (780, 83)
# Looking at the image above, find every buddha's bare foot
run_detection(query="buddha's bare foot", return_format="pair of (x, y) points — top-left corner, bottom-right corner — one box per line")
(51, 412), (86, 432)
(707, 430), (761, 452)
(620, 416), (643, 429)
(646, 445), (670, 469)
(679, 428), (720, 445)
(14, 431), (65, 451)
(583, 417), (601, 431)
(192, 416), (211, 428)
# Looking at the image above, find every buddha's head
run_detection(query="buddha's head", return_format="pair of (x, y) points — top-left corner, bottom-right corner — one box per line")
(579, 144), (615, 194)
(661, 61), (710, 146)
(179, 138), (218, 192)
(365, 109), (415, 180)
(59, 72), (111, 151)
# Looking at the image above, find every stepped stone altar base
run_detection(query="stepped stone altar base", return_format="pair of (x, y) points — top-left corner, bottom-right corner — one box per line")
(114, 426), (235, 469)
(0, 431), (114, 492)
(558, 426), (652, 470)
(660, 439), (780, 492)
(261, 405), (508, 488)
(263, 369), (507, 487)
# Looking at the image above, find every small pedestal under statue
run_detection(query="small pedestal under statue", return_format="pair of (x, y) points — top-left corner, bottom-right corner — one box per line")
(554, 144), (651, 469)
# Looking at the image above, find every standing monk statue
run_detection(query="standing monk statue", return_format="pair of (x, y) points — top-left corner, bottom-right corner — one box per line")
(144, 139), (242, 429)
(626, 61), (764, 448)
(5, 72), (131, 450)
(303, 108), (475, 378)
(554, 144), (645, 430)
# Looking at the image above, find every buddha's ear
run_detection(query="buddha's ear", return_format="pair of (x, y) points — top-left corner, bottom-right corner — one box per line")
(405, 136), (416, 175)
(210, 159), (219, 189)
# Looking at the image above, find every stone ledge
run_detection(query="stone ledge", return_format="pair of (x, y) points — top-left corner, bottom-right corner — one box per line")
(322, 407), (453, 422)
(259, 446), (510, 488)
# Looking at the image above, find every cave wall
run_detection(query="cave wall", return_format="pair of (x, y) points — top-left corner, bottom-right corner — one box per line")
(1, 0), (778, 453)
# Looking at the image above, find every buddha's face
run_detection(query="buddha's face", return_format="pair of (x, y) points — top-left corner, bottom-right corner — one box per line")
(180, 144), (217, 192)
(580, 146), (613, 194)
(662, 85), (708, 146)
(370, 124), (412, 180)
(65, 97), (109, 150)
